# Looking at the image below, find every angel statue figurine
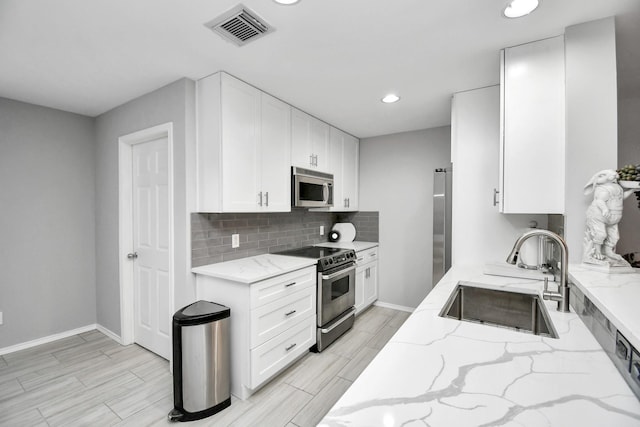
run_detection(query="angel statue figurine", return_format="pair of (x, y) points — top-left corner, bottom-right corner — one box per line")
(582, 169), (635, 270)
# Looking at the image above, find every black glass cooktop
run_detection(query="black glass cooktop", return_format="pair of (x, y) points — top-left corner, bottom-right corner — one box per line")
(275, 246), (343, 259)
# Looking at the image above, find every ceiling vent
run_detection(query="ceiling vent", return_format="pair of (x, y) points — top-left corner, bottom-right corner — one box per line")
(205, 4), (274, 46)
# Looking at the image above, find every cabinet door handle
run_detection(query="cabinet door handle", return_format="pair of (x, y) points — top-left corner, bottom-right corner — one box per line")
(285, 282), (296, 287)
(309, 154), (314, 166)
(347, 198), (350, 208)
(284, 309), (297, 316)
(127, 252), (138, 259)
(285, 343), (297, 351)
(493, 189), (499, 207)
(366, 267), (370, 278)
(265, 191), (269, 207)
(258, 191), (263, 207)
(313, 154), (318, 166)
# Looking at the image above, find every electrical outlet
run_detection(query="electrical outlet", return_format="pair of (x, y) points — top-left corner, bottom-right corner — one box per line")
(232, 234), (240, 248)
(320, 226), (324, 236)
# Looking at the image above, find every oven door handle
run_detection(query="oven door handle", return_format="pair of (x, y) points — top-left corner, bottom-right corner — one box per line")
(321, 264), (356, 281)
(320, 307), (356, 334)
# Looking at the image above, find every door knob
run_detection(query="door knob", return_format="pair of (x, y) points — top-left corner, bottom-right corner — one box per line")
(127, 252), (138, 259)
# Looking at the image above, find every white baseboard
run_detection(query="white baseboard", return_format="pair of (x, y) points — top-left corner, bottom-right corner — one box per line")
(374, 301), (415, 313)
(96, 324), (123, 345)
(0, 323), (124, 356)
(0, 324), (97, 356)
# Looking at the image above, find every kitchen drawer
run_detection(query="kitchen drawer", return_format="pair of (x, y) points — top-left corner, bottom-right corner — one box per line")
(356, 247), (378, 265)
(250, 315), (315, 389)
(250, 266), (315, 308)
(250, 286), (316, 348)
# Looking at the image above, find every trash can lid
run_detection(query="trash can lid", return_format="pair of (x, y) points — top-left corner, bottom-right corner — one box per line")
(173, 300), (230, 325)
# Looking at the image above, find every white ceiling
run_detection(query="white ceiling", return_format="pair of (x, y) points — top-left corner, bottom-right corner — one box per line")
(1, 0), (639, 138)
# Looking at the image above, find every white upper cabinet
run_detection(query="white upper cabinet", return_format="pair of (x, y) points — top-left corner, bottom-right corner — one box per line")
(197, 72), (291, 212)
(500, 36), (565, 214)
(260, 93), (292, 212)
(219, 73), (261, 212)
(342, 132), (359, 211)
(291, 108), (330, 172)
(329, 127), (359, 211)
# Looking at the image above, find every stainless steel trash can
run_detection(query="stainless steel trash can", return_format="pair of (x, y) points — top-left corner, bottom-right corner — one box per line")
(168, 300), (231, 422)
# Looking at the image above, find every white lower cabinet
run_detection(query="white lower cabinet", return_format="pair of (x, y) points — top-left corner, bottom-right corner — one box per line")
(355, 246), (378, 314)
(250, 285), (315, 347)
(195, 265), (316, 399)
(250, 316), (315, 388)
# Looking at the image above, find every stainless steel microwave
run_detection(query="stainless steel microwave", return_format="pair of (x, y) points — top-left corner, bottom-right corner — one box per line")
(292, 167), (334, 208)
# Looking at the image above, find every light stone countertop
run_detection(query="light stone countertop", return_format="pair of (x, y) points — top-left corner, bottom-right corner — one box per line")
(314, 241), (379, 252)
(191, 254), (316, 284)
(570, 264), (640, 349)
(191, 242), (377, 283)
(321, 264), (640, 427)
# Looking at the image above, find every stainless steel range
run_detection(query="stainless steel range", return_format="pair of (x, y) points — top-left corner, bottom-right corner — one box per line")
(276, 246), (356, 352)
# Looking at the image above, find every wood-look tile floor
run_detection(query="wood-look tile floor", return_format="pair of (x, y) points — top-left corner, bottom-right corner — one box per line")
(0, 306), (409, 427)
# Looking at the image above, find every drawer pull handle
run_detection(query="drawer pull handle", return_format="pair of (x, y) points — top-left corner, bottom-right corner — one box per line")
(357, 258), (364, 262)
(285, 310), (297, 316)
(285, 343), (297, 352)
(285, 282), (296, 287)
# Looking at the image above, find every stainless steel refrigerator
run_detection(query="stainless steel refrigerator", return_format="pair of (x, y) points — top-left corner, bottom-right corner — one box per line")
(432, 167), (452, 287)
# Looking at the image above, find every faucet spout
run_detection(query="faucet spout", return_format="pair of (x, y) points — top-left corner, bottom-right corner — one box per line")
(506, 229), (571, 313)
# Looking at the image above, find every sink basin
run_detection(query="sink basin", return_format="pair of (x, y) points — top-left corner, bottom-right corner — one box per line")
(439, 281), (558, 339)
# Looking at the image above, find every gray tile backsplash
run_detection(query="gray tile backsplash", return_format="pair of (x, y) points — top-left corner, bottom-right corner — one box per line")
(336, 211), (380, 243)
(191, 210), (379, 267)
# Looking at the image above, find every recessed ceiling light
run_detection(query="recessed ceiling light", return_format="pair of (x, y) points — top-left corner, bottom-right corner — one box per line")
(273, 0), (300, 5)
(503, 0), (539, 18)
(382, 94), (400, 104)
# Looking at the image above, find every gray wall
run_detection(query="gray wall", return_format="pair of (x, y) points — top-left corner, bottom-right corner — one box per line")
(0, 98), (96, 348)
(618, 96), (640, 256)
(94, 78), (196, 336)
(359, 127), (451, 310)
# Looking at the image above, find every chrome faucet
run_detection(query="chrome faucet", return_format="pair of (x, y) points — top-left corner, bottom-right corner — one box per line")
(506, 229), (571, 312)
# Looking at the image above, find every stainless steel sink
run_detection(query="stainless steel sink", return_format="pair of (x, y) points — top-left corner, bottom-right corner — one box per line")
(439, 281), (558, 338)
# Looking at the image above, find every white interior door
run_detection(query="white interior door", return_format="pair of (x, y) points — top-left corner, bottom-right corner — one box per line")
(132, 136), (171, 359)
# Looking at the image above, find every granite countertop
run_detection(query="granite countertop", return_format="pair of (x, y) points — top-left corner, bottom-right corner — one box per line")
(191, 254), (316, 284)
(321, 265), (640, 427)
(314, 241), (379, 252)
(569, 264), (640, 349)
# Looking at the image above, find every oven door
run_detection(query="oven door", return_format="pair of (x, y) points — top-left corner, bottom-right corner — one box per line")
(317, 264), (356, 326)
